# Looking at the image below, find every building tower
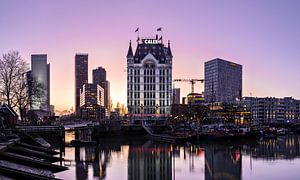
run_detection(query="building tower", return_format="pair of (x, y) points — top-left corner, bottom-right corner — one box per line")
(127, 37), (173, 118)
(80, 83), (105, 120)
(204, 58), (242, 103)
(75, 54), (88, 115)
(31, 54), (50, 111)
(92, 67), (111, 114)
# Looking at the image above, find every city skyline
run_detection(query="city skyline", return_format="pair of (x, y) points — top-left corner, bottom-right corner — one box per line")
(1, 0), (300, 111)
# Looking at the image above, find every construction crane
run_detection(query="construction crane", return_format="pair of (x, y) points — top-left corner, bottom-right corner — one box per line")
(173, 79), (204, 93)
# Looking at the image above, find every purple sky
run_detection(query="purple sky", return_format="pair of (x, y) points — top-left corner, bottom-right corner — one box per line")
(1, 0), (300, 111)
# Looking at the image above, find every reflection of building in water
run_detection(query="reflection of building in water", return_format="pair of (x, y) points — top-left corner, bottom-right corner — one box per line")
(70, 129), (126, 180)
(250, 135), (300, 160)
(74, 144), (96, 180)
(74, 144), (113, 180)
(205, 146), (241, 180)
(93, 148), (111, 179)
(75, 146), (89, 180)
(128, 145), (172, 180)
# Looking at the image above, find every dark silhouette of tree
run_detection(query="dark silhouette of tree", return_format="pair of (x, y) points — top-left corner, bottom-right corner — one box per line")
(0, 51), (27, 107)
(0, 51), (44, 122)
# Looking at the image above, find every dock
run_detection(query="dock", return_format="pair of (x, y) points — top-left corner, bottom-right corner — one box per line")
(142, 122), (189, 143)
(0, 130), (67, 179)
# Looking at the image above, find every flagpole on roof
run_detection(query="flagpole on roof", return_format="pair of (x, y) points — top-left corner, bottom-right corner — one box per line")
(135, 27), (140, 43)
(157, 27), (163, 44)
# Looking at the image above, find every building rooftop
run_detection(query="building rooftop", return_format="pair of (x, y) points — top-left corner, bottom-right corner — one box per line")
(205, 58), (242, 66)
(75, 53), (88, 56)
(128, 38), (172, 64)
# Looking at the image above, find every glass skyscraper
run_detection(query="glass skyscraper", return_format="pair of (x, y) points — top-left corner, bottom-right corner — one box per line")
(204, 58), (242, 103)
(31, 54), (50, 111)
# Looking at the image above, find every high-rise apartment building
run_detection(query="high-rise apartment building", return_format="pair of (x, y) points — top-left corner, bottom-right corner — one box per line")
(127, 37), (173, 117)
(92, 67), (110, 113)
(31, 54), (50, 111)
(204, 58), (242, 103)
(75, 54), (88, 115)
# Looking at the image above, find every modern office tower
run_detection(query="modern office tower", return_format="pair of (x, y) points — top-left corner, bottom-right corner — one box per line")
(172, 88), (180, 105)
(31, 54), (50, 111)
(127, 37), (173, 118)
(204, 58), (242, 103)
(241, 96), (300, 124)
(80, 83), (105, 120)
(75, 54), (88, 116)
(92, 67), (111, 113)
(92, 67), (106, 83)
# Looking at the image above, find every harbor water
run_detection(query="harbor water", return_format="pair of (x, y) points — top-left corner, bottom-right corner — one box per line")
(54, 131), (300, 180)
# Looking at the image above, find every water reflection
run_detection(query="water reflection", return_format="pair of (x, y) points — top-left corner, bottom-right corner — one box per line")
(247, 135), (300, 160)
(205, 146), (241, 180)
(55, 131), (300, 180)
(128, 142), (172, 180)
(73, 144), (112, 179)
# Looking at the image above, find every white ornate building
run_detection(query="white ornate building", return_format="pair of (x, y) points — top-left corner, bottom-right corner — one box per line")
(127, 37), (173, 118)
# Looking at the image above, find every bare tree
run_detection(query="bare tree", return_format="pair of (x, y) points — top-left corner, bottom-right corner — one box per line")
(0, 51), (27, 107)
(0, 51), (44, 121)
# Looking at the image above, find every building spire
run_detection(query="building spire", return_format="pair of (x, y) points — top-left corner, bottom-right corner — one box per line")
(168, 40), (173, 57)
(127, 40), (133, 58)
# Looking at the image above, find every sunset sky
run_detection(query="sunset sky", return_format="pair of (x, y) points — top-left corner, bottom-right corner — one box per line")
(1, 0), (300, 111)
